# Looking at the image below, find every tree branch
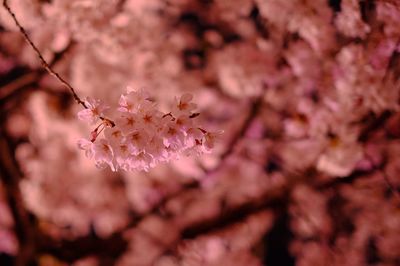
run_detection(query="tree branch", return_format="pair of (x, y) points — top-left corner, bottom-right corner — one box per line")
(2, 0), (115, 127)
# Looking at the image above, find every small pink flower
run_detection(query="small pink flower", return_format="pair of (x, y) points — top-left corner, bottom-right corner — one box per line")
(126, 130), (150, 154)
(162, 121), (185, 149)
(127, 152), (154, 172)
(138, 109), (162, 133)
(77, 138), (93, 158)
(186, 127), (204, 147)
(114, 143), (130, 170)
(175, 115), (193, 131)
(146, 136), (168, 161)
(116, 113), (139, 134)
(203, 130), (223, 151)
(173, 93), (197, 116)
(92, 139), (115, 171)
(77, 97), (109, 124)
(118, 89), (152, 113)
(104, 128), (123, 146)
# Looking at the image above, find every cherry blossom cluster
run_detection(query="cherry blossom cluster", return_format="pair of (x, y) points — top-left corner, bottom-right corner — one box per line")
(77, 89), (219, 171)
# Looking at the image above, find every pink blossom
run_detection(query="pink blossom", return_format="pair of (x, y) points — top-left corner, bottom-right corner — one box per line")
(162, 121), (185, 149)
(77, 138), (94, 158)
(118, 88), (152, 113)
(203, 130), (223, 151)
(127, 152), (154, 172)
(114, 143), (131, 169)
(138, 108), (162, 133)
(104, 127), (123, 146)
(92, 139), (115, 171)
(172, 93), (197, 116)
(146, 136), (168, 161)
(186, 128), (204, 147)
(126, 130), (150, 155)
(116, 113), (140, 134)
(175, 115), (193, 131)
(77, 97), (109, 124)
(77, 90), (217, 171)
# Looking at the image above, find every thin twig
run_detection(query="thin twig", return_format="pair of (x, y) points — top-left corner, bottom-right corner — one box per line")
(2, 0), (115, 126)
(2, 0), (85, 108)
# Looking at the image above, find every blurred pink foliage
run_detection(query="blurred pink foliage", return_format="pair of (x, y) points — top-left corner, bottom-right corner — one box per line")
(0, 0), (400, 265)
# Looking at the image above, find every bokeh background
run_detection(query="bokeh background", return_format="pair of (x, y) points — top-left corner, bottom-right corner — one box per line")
(1, 0), (400, 265)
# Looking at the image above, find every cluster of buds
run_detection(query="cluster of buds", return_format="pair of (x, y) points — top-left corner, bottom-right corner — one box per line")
(77, 88), (220, 171)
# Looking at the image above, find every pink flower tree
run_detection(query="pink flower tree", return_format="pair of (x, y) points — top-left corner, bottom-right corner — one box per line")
(0, 0), (400, 265)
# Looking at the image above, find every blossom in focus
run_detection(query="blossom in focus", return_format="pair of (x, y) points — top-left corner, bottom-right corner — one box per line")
(77, 89), (219, 171)
(92, 138), (115, 171)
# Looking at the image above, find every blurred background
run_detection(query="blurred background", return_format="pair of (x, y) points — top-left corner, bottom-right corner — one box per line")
(1, 0), (400, 265)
